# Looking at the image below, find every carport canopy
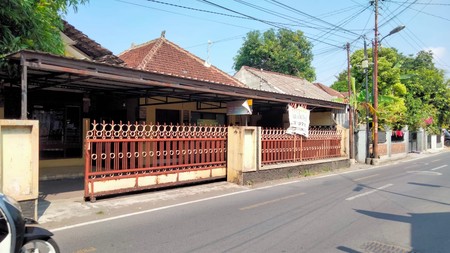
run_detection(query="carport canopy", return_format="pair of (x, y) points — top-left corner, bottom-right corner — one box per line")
(1, 50), (346, 119)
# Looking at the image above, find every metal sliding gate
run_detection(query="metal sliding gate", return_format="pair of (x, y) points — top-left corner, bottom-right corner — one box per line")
(261, 127), (342, 165)
(84, 121), (227, 201)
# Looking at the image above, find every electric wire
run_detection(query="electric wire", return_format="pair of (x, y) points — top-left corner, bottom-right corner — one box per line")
(195, 0), (344, 48)
(379, 1), (449, 69)
(113, 0), (448, 82)
(314, 4), (372, 44)
(115, 0), (255, 30)
(264, 0), (360, 36)
(385, 0), (450, 6)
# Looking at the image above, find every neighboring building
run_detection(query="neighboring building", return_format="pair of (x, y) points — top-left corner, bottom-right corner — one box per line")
(313, 82), (345, 99)
(234, 66), (333, 101)
(234, 66), (346, 128)
(313, 82), (347, 127)
(62, 20), (125, 66)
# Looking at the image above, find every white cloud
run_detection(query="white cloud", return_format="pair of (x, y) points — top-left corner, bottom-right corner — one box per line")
(424, 47), (450, 77)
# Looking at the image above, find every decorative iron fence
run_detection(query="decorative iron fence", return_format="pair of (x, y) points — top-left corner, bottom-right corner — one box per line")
(261, 127), (342, 165)
(84, 121), (227, 200)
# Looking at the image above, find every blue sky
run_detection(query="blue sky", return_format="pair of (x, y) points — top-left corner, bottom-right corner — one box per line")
(65, 0), (450, 86)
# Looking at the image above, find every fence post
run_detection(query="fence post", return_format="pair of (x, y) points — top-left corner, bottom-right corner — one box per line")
(385, 126), (392, 157)
(402, 125), (409, 153)
(417, 127), (425, 152)
(0, 120), (39, 220)
(355, 124), (367, 163)
(227, 126), (259, 185)
(336, 124), (349, 158)
(430, 134), (437, 150)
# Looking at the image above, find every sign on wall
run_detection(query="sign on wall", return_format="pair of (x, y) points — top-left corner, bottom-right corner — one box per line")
(227, 99), (253, 115)
(286, 104), (310, 137)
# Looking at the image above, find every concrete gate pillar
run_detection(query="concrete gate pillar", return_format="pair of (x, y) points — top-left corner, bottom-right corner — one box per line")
(227, 126), (260, 185)
(402, 126), (409, 153)
(355, 124), (367, 163)
(0, 120), (39, 219)
(417, 127), (425, 152)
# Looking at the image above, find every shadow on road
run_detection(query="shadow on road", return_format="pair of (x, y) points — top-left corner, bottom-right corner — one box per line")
(352, 209), (450, 253)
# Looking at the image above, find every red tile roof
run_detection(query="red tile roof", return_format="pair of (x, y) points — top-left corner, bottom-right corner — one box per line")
(118, 35), (245, 87)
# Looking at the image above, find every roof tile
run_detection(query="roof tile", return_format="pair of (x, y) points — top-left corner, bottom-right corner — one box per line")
(63, 21), (125, 66)
(235, 66), (334, 101)
(119, 36), (245, 87)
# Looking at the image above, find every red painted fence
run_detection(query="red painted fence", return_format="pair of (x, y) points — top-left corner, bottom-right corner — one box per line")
(261, 127), (342, 165)
(84, 121), (227, 200)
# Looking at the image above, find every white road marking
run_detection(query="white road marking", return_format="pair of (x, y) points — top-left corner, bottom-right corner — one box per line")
(431, 165), (447, 171)
(51, 152), (446, 232)
(240, 192), (305, 210)
(51, 188), (254, 232)
(354, 174), (379, 181)
(346, 184), (393, 201)
(407, 171), (442, 175)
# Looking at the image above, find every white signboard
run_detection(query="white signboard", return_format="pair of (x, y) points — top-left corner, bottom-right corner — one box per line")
(227, 99), (253, 115)
(286, 104), (310, 137)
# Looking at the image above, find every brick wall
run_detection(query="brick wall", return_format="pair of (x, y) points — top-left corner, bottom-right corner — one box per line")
(392, 142), (406, 154)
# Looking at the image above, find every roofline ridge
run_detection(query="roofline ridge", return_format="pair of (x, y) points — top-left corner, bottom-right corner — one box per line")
(137, 37), (166, 70)
(163, 39), (245, 87)
(117, 38), (159, 57)
(242, 66), (272, 90)
(243, 65), (310, 83)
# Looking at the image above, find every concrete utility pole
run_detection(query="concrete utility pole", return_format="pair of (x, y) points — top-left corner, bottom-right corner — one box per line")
(362, 37), (370, 161)
(372, 0), (405, 160)
(372, 0), (379, 159)
(346, 42), (354, 160)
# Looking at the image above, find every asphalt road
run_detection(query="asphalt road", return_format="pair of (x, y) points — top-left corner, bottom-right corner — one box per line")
(53, 152), (450, 253)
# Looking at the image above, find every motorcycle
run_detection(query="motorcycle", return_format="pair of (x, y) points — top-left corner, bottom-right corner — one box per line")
(0, 193), (60, 253)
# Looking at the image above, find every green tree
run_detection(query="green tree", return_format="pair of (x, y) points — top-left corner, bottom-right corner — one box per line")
(332, 47), (407, 129)
(0, 0), (88, 56)
(400, 50), (450, 131)
(330, 71), (348, 92)
(234, 28), (316, 81)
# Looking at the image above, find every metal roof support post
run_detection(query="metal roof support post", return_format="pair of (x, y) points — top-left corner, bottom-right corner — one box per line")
(20, 54), (28, 120)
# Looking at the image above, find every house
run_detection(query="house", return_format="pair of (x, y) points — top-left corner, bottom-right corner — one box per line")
(118, 32), (246, 126)
(0, 22), (346, 180)
(234, 66), (347, 128)
(313, 82), (345, 99)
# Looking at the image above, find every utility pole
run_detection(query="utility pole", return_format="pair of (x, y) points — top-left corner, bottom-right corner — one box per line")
(372, 0), (379, 159)
(346, 42), (354, 160)
(362, 37), (370, 161)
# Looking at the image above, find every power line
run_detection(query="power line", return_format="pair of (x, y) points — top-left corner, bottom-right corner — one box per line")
(378, 0), (419, 29)
(388, 0), (450, 22)
(265, 0), (360, 36)
(314, 4), (372, 43)
(385, 0), (450, 6)
(195, 0), (344, 48)
(146, 0), (251, 19)
(115, 0), (255, 30)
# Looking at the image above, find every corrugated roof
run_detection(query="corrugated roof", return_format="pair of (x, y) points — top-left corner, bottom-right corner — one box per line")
(313, 82), (345, 98)
(118, 34), (245, 87)
(235, 66), (334, 102)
